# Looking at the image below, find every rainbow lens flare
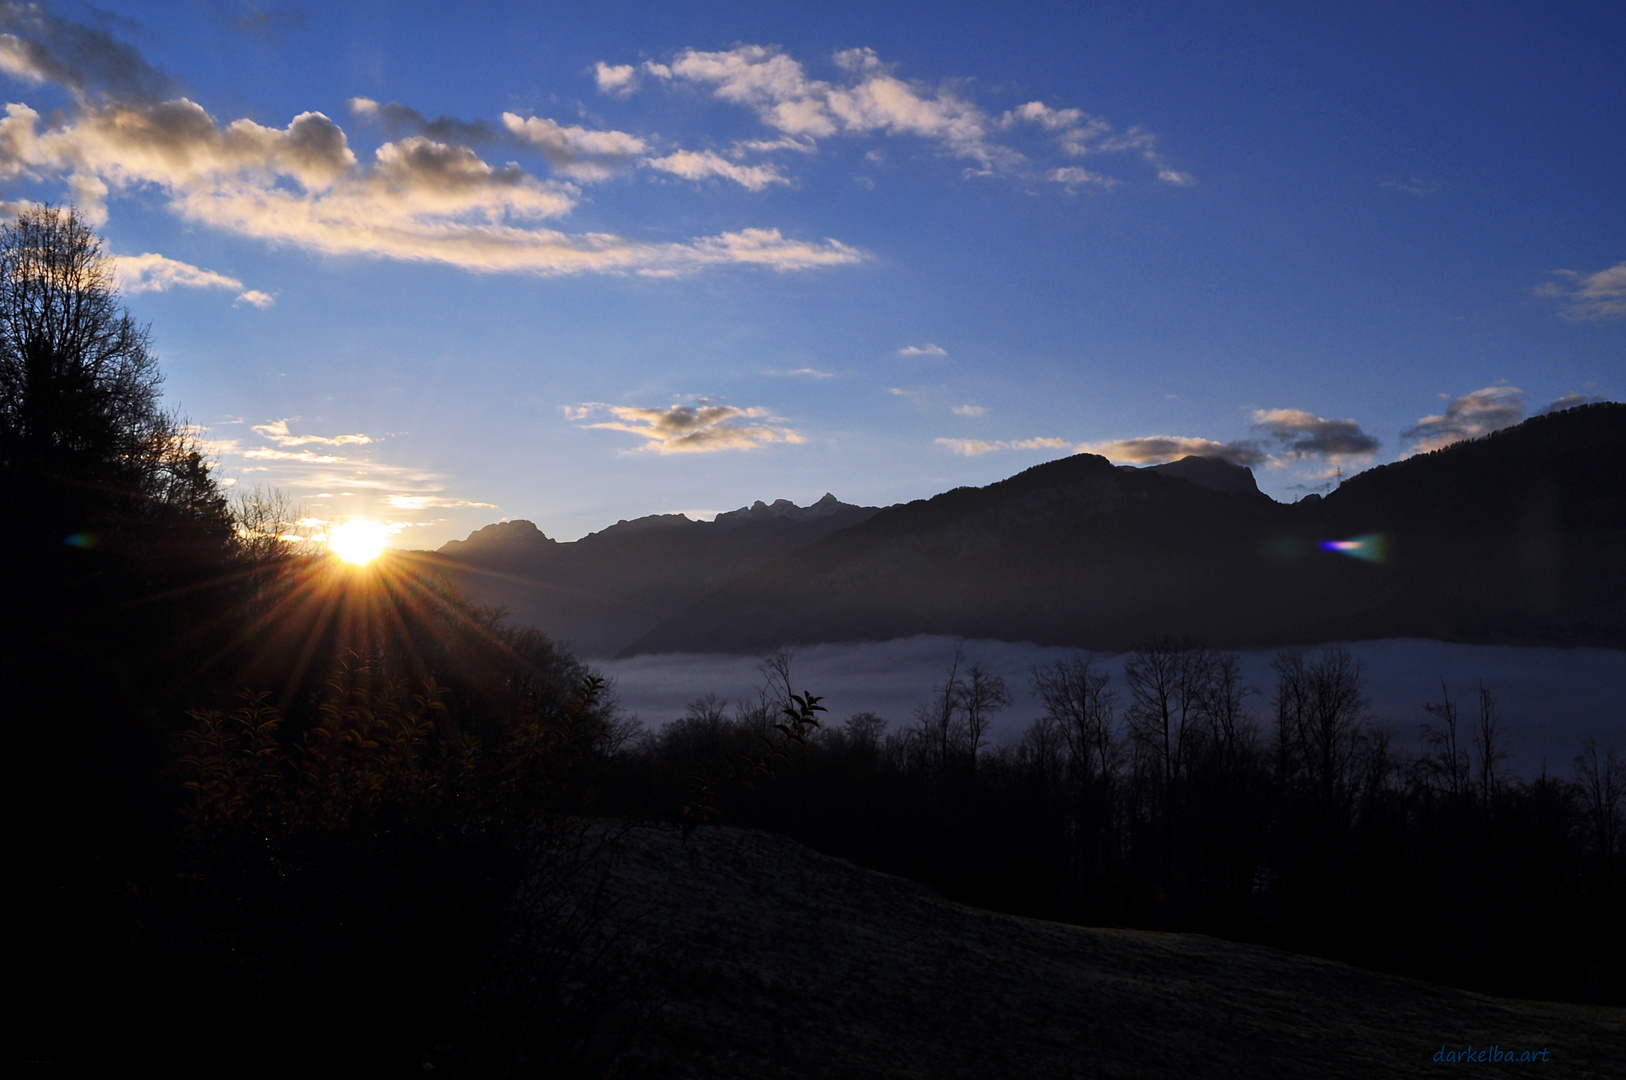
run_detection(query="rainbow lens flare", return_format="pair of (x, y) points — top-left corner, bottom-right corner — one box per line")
(1319, 533), (1388, 562)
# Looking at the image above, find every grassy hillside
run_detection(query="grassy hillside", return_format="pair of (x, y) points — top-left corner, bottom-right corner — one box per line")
(597, 826), (1626, 1079)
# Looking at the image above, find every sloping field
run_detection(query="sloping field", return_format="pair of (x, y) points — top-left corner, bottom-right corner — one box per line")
(599, 825), (1625, 1079)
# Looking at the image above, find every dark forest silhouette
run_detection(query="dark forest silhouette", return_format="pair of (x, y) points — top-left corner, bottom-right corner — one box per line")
(2, 206), (1620, 1076)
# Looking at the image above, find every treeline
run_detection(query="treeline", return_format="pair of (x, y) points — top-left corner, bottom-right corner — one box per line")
(610, 641), (1626, 1005)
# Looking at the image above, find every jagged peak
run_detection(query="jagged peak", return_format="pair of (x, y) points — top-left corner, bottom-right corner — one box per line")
(713, 494), (854, 527)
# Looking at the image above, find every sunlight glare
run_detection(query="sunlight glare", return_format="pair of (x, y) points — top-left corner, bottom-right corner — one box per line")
(328, 519), (390, 565)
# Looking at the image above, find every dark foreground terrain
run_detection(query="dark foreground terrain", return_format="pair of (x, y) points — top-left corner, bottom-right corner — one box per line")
(597, 825), (1625, 1080)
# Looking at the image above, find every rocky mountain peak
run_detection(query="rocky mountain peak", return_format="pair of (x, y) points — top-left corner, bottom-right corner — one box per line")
(1145, 455), (1263, 496)
(437, 518), (555, 556)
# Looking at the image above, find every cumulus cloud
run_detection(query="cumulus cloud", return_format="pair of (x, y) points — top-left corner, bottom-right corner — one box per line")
(594, 61), (639, 97)
(0, 14), (866, 280)
(898, 342), (947, 357)
(1539, 261), (1626, 321)
(936, 436), (1069, 456)
(572, 401), (804, 454)
(951, 404), (986, 416)
(1073, 436), (1268, 467)
(0, 95), (860, 276)
(644, 148), (788, 191)
(1401, 386), (1525, 454)
(234, 288), (275, 308)
(1251, 408), (1379, 460)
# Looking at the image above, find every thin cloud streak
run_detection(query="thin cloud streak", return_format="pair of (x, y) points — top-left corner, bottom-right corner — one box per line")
(936, 436), (1069, 456)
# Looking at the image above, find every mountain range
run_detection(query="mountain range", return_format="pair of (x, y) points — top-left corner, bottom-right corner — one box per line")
(421, 493), (880, 656)
(423, 404), (1626, 657)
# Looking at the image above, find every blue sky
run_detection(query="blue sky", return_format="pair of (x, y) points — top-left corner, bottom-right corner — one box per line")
(1, 1), (1620, 545)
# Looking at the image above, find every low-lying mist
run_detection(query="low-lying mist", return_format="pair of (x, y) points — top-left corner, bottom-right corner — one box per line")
(594, 637), (1626, 777)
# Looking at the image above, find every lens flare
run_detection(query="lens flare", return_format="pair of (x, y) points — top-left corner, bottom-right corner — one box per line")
(328, 519), (390, 565)
(1319, 533), (1388, 563)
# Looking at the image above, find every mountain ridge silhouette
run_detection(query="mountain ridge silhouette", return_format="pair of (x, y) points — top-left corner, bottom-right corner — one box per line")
(425, 404), (1625, 657)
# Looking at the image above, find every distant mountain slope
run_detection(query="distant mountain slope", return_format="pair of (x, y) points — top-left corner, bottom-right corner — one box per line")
(622, 404), (1626, 655)
(422, 494), (881, 656)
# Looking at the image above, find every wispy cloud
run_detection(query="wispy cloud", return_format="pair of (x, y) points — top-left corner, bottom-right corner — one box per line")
(1538, 391), (1606, 414)
(384, 494), (497, 510)
(1251, 408), (1379, 461)
(898, 342), (947, 357)
(252, 419), (372, 447)
(1401, 386), (1524, 454)
(936, 436), (1069, 456)
(1048, 166), (1114, 190)
(1538, 261), (1626, 321)
(1378, 175), (1436, 196)
(614, 45), (1188, 187)
(951, 404), (986, 416)
(644, 148), (789, 191)
(210, 419), (479, 521)
(1004, 100), (1191, 187)
(570, 401), (804, 454)
(0, 0), (173, 101)
(783, 367), (833, 378)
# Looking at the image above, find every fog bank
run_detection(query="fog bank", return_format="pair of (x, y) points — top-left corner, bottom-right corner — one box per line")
(593, 638), (1626, 778)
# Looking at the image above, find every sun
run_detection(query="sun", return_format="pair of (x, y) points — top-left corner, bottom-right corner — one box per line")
(327, 519), (390, 565)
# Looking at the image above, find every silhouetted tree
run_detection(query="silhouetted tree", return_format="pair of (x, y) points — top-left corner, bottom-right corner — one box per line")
(0, 204), (220, 532)
(1574, 738), (1625, 873)
(1473, 683), (1509, 810)
(961, 660), (1010, 768)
